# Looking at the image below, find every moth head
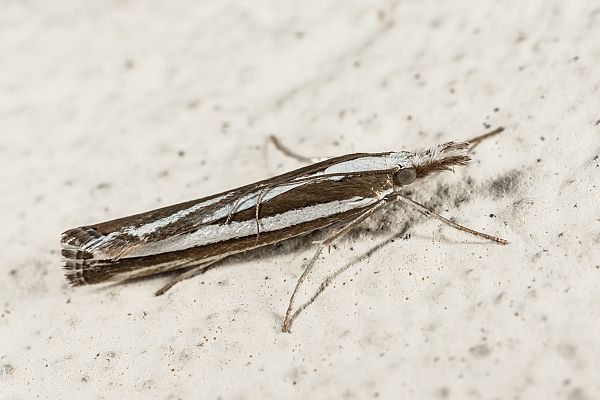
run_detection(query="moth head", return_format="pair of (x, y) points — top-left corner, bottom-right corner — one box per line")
(396, 142), (470, 185)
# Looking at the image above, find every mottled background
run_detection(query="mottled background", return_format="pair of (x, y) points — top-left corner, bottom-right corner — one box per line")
(1, 1), (599, 399)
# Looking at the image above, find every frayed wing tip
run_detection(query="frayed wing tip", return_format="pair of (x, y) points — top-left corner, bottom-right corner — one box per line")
(64, 270), (87, 287)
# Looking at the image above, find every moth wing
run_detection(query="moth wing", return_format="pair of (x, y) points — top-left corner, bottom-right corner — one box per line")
(60, 152), (396, 265)
(60, 189), (244, 263)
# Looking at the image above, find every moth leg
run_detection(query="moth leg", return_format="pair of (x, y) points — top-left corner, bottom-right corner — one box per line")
(225, 184), (270, 225)
(392, 193), (508, 244)
(254, 187), (270, 240)
(225, 196), (244, 224)
(465, 126), (504, 151)
(282, 199), (390, 333)
(268, 135), (329, 164)
(225, 189), (257, 224)
(154, 257), (225, 296)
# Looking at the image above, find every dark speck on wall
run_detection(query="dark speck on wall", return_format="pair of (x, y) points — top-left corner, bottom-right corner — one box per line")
(469, 343), (491, 358)
(436, 387), (450, 398)
(568, 387), (588, 400)
(1, 364), (15, 377)
(123, 59), (135, 70)
(221, 122), (230, 133)
(187, 99), (200, 109)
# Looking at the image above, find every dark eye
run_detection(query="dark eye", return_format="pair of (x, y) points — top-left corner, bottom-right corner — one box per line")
(394, 168), (417, 185)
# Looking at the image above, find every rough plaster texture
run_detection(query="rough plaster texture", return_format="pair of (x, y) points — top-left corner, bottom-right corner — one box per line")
(1, 1), (600, 399)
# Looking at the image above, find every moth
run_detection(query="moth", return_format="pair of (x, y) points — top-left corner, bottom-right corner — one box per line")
(61, 128), (507, 332)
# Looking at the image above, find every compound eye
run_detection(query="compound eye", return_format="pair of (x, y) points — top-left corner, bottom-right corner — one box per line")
(394, 168), (417, 186)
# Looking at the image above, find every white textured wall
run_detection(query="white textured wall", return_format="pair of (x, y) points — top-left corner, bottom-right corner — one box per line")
(1, 1), (599, 399)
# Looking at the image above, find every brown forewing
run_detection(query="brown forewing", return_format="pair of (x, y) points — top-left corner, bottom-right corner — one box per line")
(67, 171), (395, 285)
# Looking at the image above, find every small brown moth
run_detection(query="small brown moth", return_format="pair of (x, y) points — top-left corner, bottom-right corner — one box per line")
(61, 128), (507, 332)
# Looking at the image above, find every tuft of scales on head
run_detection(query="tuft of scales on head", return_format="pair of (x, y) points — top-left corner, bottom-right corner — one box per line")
(411, 142), (470, 178)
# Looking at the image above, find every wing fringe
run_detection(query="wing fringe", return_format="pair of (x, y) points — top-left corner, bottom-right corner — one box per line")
(61, 227), (118, 286)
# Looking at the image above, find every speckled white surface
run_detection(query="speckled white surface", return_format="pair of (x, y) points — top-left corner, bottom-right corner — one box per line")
(2, 1), (600, 399)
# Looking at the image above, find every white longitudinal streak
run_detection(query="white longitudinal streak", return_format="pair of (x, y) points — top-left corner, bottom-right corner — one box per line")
(127, 196), (382, 258)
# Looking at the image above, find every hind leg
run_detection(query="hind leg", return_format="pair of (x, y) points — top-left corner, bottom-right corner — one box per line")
(155, 257), (226, 296)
